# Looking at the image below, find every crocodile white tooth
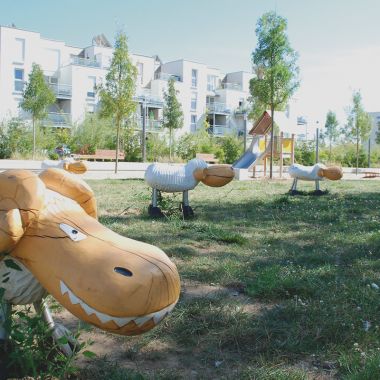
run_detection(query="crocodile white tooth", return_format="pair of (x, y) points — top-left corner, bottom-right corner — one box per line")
(67, 289), (81, 305)
(94, 311), (114, 324)
(153, 308), (168, 324)
(80, 302), (96, 316)
(60, 281), (69, 295)
(112, 316), (134, 327)
(134, 314), (153, 327)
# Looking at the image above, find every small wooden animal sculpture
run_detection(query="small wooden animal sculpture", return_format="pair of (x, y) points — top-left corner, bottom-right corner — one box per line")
(288, 163), (343, 194)
(0, 168), (180, 355)
(145, 158), (235, 218)
(41, 157), (87, 174)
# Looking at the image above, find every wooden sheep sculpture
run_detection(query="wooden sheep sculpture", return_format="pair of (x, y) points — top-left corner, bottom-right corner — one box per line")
(145, 158), (235, 218)
(41, 157), (87, 174)
(288, 163), (343, 194)
(0, 168), (180, 356)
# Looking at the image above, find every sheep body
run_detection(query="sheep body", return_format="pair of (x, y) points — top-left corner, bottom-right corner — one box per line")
(288, 163), (326, 181)
(145, 158), (208, 192)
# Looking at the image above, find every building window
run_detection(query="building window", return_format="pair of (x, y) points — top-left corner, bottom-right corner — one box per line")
(191, 92), (197, 111)
(207, 75), (217, 91)
(14, 38), (25, 62)
(137, 62), (143, 84)
(14, 68), (24, 92)
(190, 114), (197, 131)
(191, 69), (197, 88)
(87, 76), (96, 98)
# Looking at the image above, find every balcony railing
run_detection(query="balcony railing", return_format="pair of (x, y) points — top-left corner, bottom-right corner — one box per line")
(206, 102), (231, 114)
(139, 118), (163, 131)
(154, 72), (182, 82)
(135, 90), (164, 108)
(49, 83), (72, 98)
(209, 125), (231, 136)
(71, 56), (101, 68)
(220, 82), (243, 91)
(44, 112), (71, 127)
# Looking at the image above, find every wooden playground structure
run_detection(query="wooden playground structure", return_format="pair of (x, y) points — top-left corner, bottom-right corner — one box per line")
(248, 111), (295, 178)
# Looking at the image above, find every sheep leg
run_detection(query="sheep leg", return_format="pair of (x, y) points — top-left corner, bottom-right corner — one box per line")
(181, 191), (194, 219)
(148, 188), (164, 218)
(289, 178), (299, 195)
(314, 180), (324, 195)
(34, 299), (78, 357)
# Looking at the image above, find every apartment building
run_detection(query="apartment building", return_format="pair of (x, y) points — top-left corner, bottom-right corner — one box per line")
(0, 25), (254, 137)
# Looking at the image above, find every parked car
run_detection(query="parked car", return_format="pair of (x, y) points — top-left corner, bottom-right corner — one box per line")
(55, 144), (71, 157)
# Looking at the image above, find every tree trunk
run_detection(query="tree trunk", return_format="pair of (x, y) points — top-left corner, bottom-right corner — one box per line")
(329, 139), (332, 160)
(32, 116), (36, 160)
(269, 105), (275, 179)
(115, 117), (120, 174)
(356, 123), (359, 175)
(169, 127), (172, 161)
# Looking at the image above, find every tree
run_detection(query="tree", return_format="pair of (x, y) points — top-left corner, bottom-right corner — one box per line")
(98, 31), (137, 173)
(162, 78), (183, 160)
(324, 110), (339, 159)
(375, 121), (380, 145)
(21, 63), (56, 159)
(250, 11), (299, 178)
(344, 91), (372, 174)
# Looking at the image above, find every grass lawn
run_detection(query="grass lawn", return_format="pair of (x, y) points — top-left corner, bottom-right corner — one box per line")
(70, 179), (380, 378)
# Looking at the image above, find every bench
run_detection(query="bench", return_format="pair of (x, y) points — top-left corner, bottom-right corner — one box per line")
(195, 153), (219, 164)
(75, 149), (125, 161)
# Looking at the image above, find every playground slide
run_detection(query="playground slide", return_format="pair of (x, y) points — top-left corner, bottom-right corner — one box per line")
(232, 137), (269, 169)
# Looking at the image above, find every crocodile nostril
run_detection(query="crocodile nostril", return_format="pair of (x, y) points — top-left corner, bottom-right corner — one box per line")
(114, 267), (133, 277)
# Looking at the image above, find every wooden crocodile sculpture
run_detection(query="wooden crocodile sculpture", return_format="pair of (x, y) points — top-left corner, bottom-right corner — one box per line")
(145, 158), (235, 217)
(0, 168), (180, 354)
(288, 163), (343, 194)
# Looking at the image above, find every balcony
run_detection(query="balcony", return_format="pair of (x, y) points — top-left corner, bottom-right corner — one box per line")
(220, 82), (243, 91)
(138, 118), (163, 132)
(154, 72), (182, 82)
(49, 83), (72, 99)
(71, 56), (101, 68)
(207, 102), (231, 114)
(135, 90), (164, 108)
(43, 112), (71, 127)
(209, 125), (231, 136)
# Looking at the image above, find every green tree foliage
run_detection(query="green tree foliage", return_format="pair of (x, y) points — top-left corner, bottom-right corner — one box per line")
(163, 78), (183, 160)
(294, 141), (316, 166)
(70, 113), (115, 154)
(21, 63), (56, 159)
(123, 122), (141, 161)
(250, 11), (299, 178)
(98, 31), (137, 173)
(375, 121), (380, 145)
(324, 110), (339, 158)
(344, 91), (372, 172)
(218, 135), (244, 164)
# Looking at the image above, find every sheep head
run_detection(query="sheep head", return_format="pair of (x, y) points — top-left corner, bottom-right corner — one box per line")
(193, 164), (235, 187)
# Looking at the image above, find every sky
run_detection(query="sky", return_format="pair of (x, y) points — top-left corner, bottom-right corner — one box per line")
(1, 0), (379, 129)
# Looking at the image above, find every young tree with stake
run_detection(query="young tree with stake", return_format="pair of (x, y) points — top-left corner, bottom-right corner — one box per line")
(21, 63), (56, 159)
(163, 78), (183, 160)
(250, 11), (299, 178)
(98, 31), (137, 173)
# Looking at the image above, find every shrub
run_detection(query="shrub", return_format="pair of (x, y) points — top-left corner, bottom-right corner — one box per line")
(294, 141), (316, 165)
(146, 132), (170, 162)
(217, 135), (244, 164)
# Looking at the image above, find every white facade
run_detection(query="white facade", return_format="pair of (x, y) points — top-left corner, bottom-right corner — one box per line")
(0, 25), (254, 137)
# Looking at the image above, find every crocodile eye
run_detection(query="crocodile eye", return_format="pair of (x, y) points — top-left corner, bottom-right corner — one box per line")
(59, 223), (87, 242)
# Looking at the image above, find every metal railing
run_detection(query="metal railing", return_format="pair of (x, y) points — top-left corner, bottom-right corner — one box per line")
(209, 125), (231, 136)
(154, 72), (182, 82)
(71, 56), (101, 68)
(206, 102), (231, 114)
(220, 82), (243, 91)
(44, 112), (71, 126)
(135, 90), (164, 108)
(139, 118), (163, 131)
(49, 83), (72, 98)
